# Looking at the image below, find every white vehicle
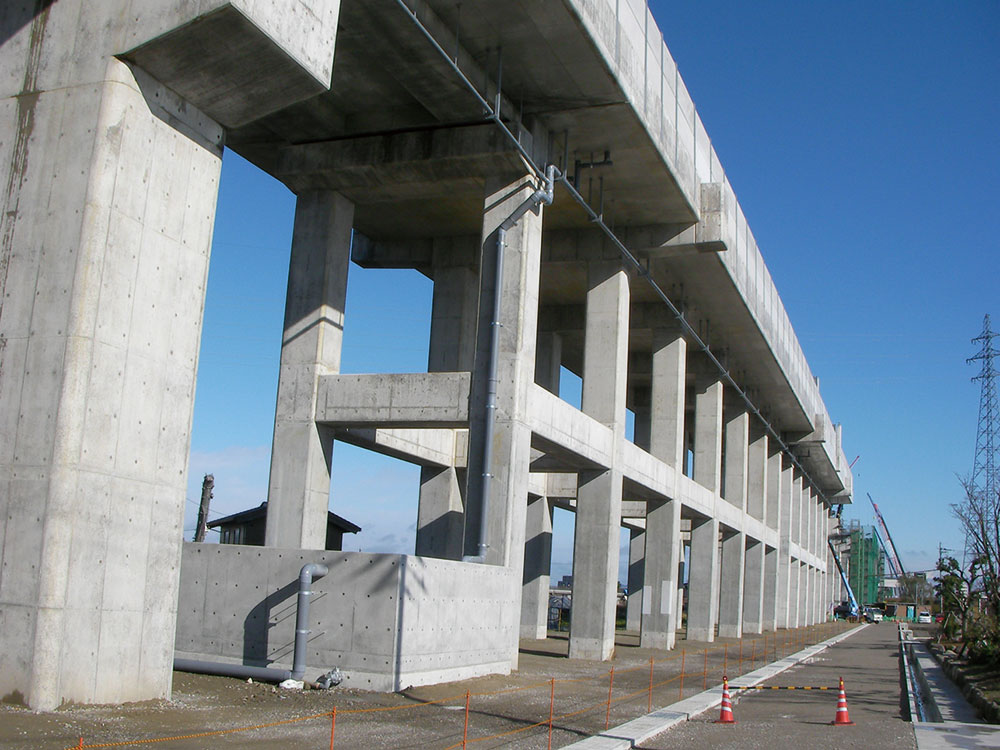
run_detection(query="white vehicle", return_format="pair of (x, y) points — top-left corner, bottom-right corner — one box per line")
(871, 609), (883, 622)
(917, 611), (932, 624)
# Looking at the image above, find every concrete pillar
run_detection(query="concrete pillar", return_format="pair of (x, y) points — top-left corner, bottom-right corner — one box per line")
(464, 174), (544, 665)
(718, 529), (746, 638)
(723, 410), (749, 510)
(802, 493), (811, 629)
(640, 329), (686, 649)
(742, 539), (765, 634)
(569, 262), (629, 661)
(535, 331), (563, 394)
(0, 46), (224, 707)
(521, 494), (553, 638)
(649, 331), (687, 471)
(415, 467), (466, 559)
(266, 191), (353, 549)
(428, 263), (479, 373)
(625, 529), (646, 632)
(693, 380), (723, 492)
(716, 408), (748, 639)
(789, 559), (801, 629)
(464, 173), (543, 567)
(762, 545), (779, 631)
(626, 528), (645, 632)
(416, 260), (479, 558)
(640, 498), (682, 648)
(747, 433), (767, 522)
(762, 447), (782, 630)
(687, 516), (720, 641)
(776, 462), (794, 628)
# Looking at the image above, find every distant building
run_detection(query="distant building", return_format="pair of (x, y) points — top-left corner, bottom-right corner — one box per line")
(208, 502), (360, 550)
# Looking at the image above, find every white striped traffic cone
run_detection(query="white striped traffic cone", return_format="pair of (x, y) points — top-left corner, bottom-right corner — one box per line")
(715, 675), (736, 723)
(831, 676), (855, 725)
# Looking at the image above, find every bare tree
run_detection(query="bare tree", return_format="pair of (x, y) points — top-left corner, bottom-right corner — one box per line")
(951, 478), (1000, 660)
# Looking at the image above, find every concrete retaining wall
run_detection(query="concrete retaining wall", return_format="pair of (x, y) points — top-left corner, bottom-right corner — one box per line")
(175, 543), (517, 690)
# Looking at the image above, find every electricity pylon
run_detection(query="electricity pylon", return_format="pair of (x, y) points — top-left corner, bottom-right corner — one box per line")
(968, 314), (999, 502)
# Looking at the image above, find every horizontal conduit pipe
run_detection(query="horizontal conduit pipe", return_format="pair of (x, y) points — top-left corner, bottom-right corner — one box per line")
(393, 0), (833, 503)
(174, 562), (329, 683)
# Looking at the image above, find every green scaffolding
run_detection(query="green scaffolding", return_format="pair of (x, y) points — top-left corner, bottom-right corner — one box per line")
(847, 522), (885, 606)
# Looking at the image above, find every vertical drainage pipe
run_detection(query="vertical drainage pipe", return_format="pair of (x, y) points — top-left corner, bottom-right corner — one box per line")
(291, 562), (328, 679)
(174, 562), (329, 683)
(464, 166), (555, 563)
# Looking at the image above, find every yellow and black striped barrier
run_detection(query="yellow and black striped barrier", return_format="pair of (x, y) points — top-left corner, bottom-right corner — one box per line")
(729, 685), (837, 690)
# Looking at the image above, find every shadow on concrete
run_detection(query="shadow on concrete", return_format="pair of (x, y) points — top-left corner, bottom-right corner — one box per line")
(243, 579), (299, 666)
(2, 0), (55, 49)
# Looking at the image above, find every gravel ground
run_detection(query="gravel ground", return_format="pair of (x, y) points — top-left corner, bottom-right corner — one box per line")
(0, 622), (855, 749)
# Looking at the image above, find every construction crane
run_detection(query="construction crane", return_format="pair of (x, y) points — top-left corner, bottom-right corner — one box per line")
(868, 492), (906, 579)
(871, 526), (899, 578)
(828, 539), (859, 617)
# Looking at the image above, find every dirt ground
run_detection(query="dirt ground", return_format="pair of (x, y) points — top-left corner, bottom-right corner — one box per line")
(0, 622), (855, 749)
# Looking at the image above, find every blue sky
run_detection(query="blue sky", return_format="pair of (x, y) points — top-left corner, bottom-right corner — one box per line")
(185, 2), (1000, 582)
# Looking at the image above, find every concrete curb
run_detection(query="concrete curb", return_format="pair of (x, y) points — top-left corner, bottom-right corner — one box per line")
(562, 625), (867, 749)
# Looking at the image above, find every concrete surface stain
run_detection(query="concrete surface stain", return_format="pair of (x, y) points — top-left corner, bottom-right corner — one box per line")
(0, 1), (50, 372)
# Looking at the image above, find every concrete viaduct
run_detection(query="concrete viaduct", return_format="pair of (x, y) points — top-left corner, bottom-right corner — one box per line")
(1, 0), (853, 710)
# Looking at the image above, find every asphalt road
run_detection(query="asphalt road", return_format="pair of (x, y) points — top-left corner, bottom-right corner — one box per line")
(639, 622), (916, 750)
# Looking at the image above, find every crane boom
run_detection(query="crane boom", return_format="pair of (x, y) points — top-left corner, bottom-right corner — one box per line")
(867, 493), (906, 578)
(828, 539), (859, 616)
(871, 526), (899, 578)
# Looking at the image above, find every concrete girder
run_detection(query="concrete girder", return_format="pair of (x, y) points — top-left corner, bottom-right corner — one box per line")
(122, 2), (342, 129)
(274, 124), (534, 200)
(315, 372), (471, 428)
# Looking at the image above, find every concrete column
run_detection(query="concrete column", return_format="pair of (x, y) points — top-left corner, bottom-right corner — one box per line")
(521, 494), (553, 638)
(640, 498), (682, 648)
(776, 462), (794, 628)
(535, 332), (563, 394)
(0, 50), (224, 708)
(415, 467), (466, 559)
(687, 516), (720, 641)
(789, 560), (801, 629)
(718, 529), (746, 638)
(693, 381), (723, 493)
(762, 545), (779, 631)
(465, 173), (543, 560)
(266, 191), (353, 549)
(626, 528), (645, 632)
(742, 539), (765, 634)
(428, 263), (479, 372)
(762, 447), (782, 630)
(747, 433), (767, 522)
(570, 262), (629, 661)
(640, 329), (686, 649)
(416, 260), (479, 559)
(464, 174), (544, 664)
(801, 489), (813, 626)
(716, 407), (748, 639)
(723, 411), (749, 510)
(649, 331), (687, 470)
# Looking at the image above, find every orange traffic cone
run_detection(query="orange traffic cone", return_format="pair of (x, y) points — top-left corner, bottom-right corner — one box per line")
(715, 675), (736, 723)
(831, 676), (855, 725)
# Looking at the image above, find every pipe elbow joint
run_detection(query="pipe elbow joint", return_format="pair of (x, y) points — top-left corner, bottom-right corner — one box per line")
(299, 562), (329, 585)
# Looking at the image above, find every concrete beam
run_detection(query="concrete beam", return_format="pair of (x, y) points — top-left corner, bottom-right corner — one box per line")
(275, 124), (530, 195)
(122, 1), (342, 128)
(335, 427), (463, 468)
(316, 373), (471, 427)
